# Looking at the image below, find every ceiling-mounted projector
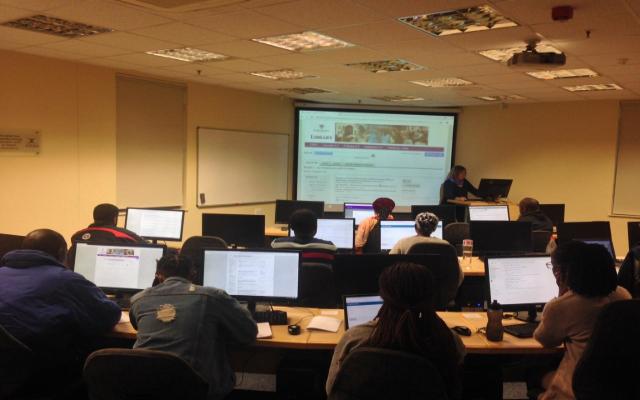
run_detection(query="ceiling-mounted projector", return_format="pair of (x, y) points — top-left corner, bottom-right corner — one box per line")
(507, 41), (566, 68)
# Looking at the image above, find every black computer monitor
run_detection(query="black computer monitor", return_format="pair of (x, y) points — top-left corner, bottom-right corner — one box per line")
(485, 255), (557, 321)
(468, 205), (510, 221)
(411, 205), (457, 225)
(557, 221), (612, 246)
(0, 233), (24, 259)
(125, 208), (185, 242)
(73, 242), (166, 292)
(478, 179), (513, 200)
(539, 204), (565, 227)
(289, 218), (355, 250)
(202, 213), (265, 248)
(580, 239), (616, 260)
(275, 200), (324, 224)
(202, 249), (301, 312)
(343, 294), (384, 330)
(628, 221), (640, 250)
(343, 203), (375, 226)
(470, 221), (533, 254)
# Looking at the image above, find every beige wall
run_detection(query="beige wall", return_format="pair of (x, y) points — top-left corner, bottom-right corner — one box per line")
(457, 100), (639, 255)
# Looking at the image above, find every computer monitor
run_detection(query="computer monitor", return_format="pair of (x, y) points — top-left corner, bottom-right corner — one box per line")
(202, 249), (301, 310)
(470, 221), (533, 254)
(539, 204), (565, 227)
(478, 179), (513, 200)
(411, 205), (457, 225)
(629, 221), (640, 250)
(343, 294), (383, 330)
(468, 205), (510, 221)
(125, 208), (185, 241)
(0, 233), (24, 259)
(557, 221), (612, 246)
(380, 221), (416, 251)
(202, 213), (265, 248)
(275, 199), (325, 224)
(581, 239), (616, 260)
(485, 255), (557, 319)
(289, 218), (355, 250)
(73, 242), (165, 291)
(344, 203), (374, 226)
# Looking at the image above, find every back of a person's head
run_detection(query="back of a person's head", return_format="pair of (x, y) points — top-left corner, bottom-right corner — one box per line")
(289, 209), (317, 239)
(447, 165), (466, 180)
(93, 203), (119, 225)
(519, 197), (540, 214)
(552, 240), (617, 297)
(372, 197), (395, 220)
(156, 254), (195, 281)
(415, 212), (439, 237)
(21, 229), (68, 263)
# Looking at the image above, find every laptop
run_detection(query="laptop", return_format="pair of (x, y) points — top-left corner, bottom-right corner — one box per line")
(343, 294), (384, 330)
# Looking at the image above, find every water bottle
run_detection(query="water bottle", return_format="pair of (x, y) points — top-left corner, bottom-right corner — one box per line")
(486, 300), (504, 342)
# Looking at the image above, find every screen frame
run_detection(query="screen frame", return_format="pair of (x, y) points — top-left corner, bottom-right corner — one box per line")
(379, 220), (418, 251)
(124, 207), (186, 242)
(201, 213), (266, 248)
(275, 199), (325, 224)
(293, 106), (458, 204)
(201, 248), (302, 302)
(343, 293), (384, 330)
(288, 217), (356, 250)
(468, 205), (511, 222)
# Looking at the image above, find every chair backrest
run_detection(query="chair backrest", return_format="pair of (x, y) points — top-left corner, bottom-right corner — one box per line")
(362, 221), (381, 254)
(84, 348), (208, 400)
(298, 262), (337, 308)
(532, 230), (552, 253)
(180, 235), (227, 285)
(443, 222), (469, 255)
(573, 300), (640, 400)
(407, 242), (461, 308)
(328, 347), (448, 400)
(0, 324), (33, 398)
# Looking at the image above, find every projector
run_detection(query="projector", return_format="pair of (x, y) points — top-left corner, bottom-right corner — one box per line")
(507, 50), (566, 68)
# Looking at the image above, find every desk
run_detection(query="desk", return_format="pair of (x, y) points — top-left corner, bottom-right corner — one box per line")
(459, 256), (485, 277)
(112, 307), (559, 355)
(265, 226), (288, 238)
(447, 199), (520, 221)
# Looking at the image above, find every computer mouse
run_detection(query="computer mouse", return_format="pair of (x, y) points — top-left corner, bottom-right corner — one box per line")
(453, 325), (472, 337)
(288, 324), (301, 335)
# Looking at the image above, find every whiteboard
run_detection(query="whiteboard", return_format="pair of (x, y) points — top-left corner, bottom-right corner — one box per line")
(197, 127), (289, 207)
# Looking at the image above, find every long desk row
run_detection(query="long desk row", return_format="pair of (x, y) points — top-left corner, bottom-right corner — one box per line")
(111, 307), (560, 355)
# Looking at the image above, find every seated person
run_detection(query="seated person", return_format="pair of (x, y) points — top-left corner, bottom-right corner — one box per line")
(271, 209), (337, 266)
(326, 262), (466, 400)
(517, 197), (554, 232)
(355, 197), (395, 253)
(130, 254), (257, 400)
(441, 165), (480, 204)
(617, 244), (640, 298)
(67, 203), (145, 268)
(534, 241), (631, 400)
(0, 229), (121, 356)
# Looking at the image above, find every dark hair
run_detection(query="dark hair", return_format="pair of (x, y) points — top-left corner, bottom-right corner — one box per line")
(22, 229), (67, 262)
(447, 165), (467, 180)
(289, 209), (317, 239)
(372, 198), (395, 220)
(93, 203), (119, 225)
(156, 254), (195, 280)
(519, 197), (541, 214)
(552, 240), (618, 297)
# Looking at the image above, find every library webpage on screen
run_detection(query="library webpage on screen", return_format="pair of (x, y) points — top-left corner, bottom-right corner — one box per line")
(296, 108), (456, 208)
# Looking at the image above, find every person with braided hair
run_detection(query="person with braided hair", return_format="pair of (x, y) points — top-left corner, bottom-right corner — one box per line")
(326, 262), (465, 399)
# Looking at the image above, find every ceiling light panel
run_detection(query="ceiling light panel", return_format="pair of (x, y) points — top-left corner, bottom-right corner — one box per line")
(563, 83), (623, 92)
(526, 68), (599, 80)
(371, 96), (424, 102)
(346, 59), (423, 73)
(475, 94), (526, 101)
(399, 5), (518, 37)
(479, 44), (562, 63)
(146, 47), (229, 62)
(411, 78), (474, 88)
(277, 87), (333, 94)
(250, 69), (316, 80)
(252, 31), (354, 52)
(2, 14), (112, 38)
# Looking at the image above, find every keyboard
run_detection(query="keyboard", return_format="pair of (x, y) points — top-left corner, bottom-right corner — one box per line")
(504, 322), (539, 338)
(253, 310), (288, 325)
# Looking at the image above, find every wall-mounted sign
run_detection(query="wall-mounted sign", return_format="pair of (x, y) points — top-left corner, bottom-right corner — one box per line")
(0, 131), (40, 154)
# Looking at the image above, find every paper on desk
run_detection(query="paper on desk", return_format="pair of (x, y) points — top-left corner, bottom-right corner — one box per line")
(462, 313), (482, 319)
(119, 313), (130, 324)
(320, 310), (339, 316)
(256, 322), (272, 339)
(307, 316), (342, 333)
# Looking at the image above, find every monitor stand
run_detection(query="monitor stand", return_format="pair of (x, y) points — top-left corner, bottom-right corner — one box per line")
(515, 306), (541, 323)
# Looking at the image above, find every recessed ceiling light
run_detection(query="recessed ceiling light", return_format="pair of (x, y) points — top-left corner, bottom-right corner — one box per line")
(346, 59), (423, 73)
(277, 87), (333, 94)
(252, 31), (354, 52)
(371, 96), (425, 102)
(250, 69), (316, 80)
(399, 5), (518, 37)
(479, 44), (562, 63)
(2, 14), (112, 38)
(563, 83), (623, 92)
(475, 94), (526, 101)
(527, 68), (599, 80)
(146, 47), (229, 62)
(411, 78), (474, 88)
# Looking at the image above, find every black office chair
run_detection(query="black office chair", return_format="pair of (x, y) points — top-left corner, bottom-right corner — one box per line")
(362, 222), (381, 254)
(328, 347), (449, 400)
(573, 300), (640, 400)
(407, 242), (461, 309)
(618, 248), (640, 298)
(180, 235), (227, 285)
(0, 324), (33, 399)
(298, 262), (337, 308)
(443, 223), (469, 256)
(84, 348), (208, 400)
(532, 230), (552, 253)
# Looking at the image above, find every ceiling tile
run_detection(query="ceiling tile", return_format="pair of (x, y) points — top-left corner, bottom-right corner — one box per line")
(199, 39), (290, 57)
(41, 39), (130, 57)
(253, 52), (323, 68)
(438, 26), (538, 51)
(132, 22), (235, 46)
(47, 0), (171, 30)
(102, 52), (188, 67)
(18, 44), (86, 60)
(159, 62), (231, 76)
(79, 32), (180, 52)
(0, 0), (71, 12)
(0, 4), (35, 21)
(186, 9), (303, 39)
(352, 0), (482, 19)
(213, 58), (277, 72)
(322, 20), (432, 47)
(0, 25), (66, 45)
